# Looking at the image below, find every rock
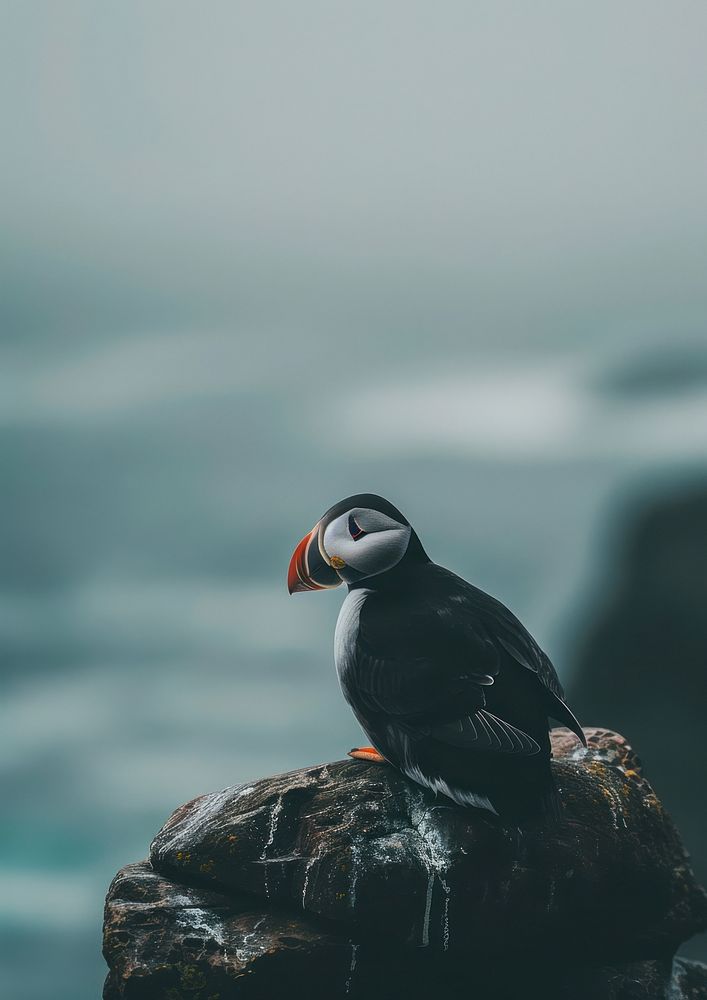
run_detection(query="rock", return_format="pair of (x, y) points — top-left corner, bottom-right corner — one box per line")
(148, 727), (704, 958)
(672, 957), (707, 1000)
(102, 862), (346, 1000)
(102, 862), (707, 999)
(104, 728), (707, 998)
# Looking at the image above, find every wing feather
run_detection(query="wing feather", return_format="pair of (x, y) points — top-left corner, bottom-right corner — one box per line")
(425, 709), (540, 756)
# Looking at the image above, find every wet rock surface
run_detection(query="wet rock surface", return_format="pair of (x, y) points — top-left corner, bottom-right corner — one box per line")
(104, 728), (707, 998)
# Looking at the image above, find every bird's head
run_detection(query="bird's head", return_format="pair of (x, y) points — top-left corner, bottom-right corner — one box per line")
(287, 493), (427, 594)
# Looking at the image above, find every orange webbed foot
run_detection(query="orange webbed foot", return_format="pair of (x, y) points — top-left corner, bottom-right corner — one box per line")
(347, 746), (388, 764)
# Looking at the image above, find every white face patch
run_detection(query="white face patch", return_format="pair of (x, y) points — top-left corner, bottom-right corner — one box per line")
(322, 507), (412, 581)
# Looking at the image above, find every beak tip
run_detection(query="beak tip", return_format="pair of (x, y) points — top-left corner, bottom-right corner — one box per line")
(287, 532), (316, 594)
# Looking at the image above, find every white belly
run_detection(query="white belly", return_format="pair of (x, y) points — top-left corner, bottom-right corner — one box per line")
(334, 587), (370, 690)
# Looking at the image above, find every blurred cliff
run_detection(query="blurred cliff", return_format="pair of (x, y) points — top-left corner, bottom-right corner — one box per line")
(571, 479), (707, 961)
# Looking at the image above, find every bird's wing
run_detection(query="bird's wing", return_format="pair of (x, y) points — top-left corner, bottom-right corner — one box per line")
(459, 577), (587, 747)
(349, 592), (540, 756)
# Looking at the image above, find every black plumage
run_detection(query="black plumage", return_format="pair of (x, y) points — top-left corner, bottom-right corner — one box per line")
(339, 560), (585, 822)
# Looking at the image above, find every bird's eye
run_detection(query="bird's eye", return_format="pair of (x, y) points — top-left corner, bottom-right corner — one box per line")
(348, 514), (366, 540)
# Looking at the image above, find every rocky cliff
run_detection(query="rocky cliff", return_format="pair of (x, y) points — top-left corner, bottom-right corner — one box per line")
(103, 728), (707, 999)
(572, 479), (707, 944)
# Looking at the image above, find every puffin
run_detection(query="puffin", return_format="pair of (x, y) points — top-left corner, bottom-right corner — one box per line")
(287, 493), (585, 822)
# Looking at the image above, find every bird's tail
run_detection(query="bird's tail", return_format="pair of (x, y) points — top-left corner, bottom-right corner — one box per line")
(537, 775), (563, 825)
(490, 773), (563, 827)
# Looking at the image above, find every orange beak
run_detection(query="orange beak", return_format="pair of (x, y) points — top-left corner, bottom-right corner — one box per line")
(287, 523), (342, 594)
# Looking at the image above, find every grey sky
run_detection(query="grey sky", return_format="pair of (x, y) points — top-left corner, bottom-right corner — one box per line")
(3, 1), (707, 356)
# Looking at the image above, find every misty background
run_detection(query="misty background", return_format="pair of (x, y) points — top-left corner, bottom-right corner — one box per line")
(2, 3), (707, 998)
